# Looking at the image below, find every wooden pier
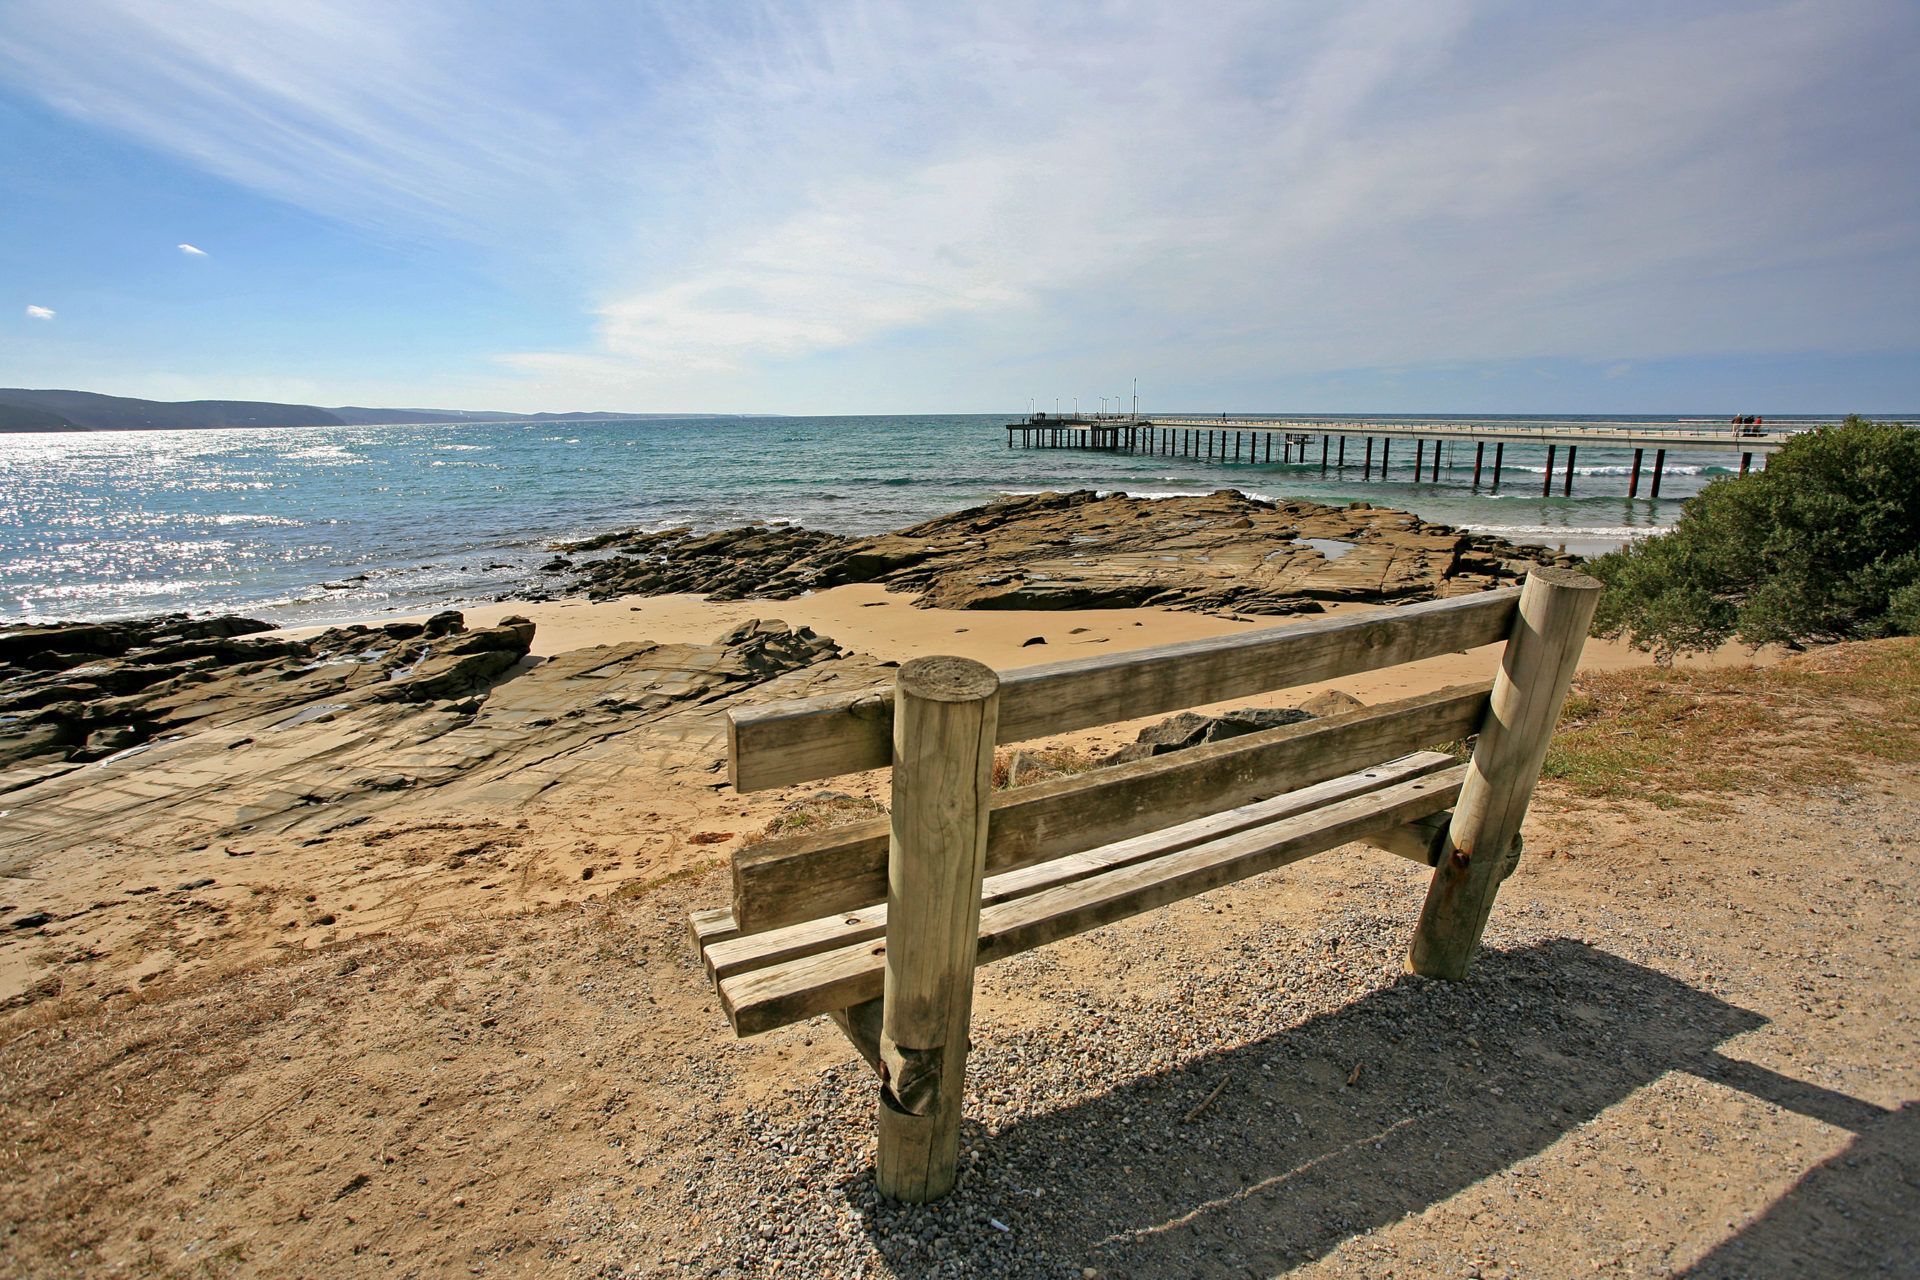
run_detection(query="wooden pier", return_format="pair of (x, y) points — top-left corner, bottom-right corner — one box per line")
(1005, 415), (1803, 498)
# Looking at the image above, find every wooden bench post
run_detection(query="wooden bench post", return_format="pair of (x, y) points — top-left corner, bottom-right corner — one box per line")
(876, 656), (1000, 1202)
(1407, 567), (1600, 980)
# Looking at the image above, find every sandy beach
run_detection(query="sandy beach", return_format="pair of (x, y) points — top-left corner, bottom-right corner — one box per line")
(9, 583), (1739, 1008)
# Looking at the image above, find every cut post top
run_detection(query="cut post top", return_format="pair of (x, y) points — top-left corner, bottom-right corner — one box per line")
(897, 655), (999, 704)
(1522, 564), (1602, 594)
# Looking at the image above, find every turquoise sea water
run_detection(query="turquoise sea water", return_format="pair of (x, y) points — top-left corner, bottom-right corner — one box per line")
(0, 413), (1817, 625)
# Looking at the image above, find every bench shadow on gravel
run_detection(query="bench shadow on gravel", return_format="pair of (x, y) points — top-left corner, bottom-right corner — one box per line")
(849, 938), (1907, 1279)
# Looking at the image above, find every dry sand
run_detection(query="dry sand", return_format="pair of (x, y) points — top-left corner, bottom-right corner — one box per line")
(309, 582), (1775, 691)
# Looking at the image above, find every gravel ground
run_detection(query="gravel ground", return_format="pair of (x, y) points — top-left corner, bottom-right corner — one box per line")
(564, 780), (1918, 1279)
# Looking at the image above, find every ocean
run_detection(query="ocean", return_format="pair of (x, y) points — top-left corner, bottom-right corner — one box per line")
(0, 413), (1811, 625)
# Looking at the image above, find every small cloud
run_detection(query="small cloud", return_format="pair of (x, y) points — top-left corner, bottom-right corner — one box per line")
(1604, 361), (1633, 379)
(177, 243), (208, 256)
(25, 305), (54, 320)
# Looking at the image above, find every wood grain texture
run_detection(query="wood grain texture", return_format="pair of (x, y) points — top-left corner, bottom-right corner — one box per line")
(719, 763), (1467, 1035)
(703, 752), (1458, 983)
(874, 656), (999, 1202)
(730, 683), (1491, 931)
(728, 589), (1519, 791)
(1362, 812), (1451, 865)
(686, 906), (738, 953)
(1407, 567), (1600, 980)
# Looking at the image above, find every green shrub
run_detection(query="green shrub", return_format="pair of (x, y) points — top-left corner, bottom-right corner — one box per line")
(1589, 417), (1920, 656)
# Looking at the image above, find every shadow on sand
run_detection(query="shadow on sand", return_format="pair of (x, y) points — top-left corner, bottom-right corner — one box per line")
(848, 939), (1910, 1278)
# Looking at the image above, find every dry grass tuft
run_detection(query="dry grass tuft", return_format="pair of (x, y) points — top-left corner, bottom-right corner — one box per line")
(1544, 637), (1920, 809)
(739, 792), (888, 848)
(991, 744), (1106, 789)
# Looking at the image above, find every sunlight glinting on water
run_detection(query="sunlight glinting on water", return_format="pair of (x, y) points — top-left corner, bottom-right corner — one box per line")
(0, 414), (1788, 625)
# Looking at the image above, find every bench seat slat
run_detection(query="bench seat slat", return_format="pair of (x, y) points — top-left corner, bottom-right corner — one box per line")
(702, 751), (1457, 983)
(717, 762), (1468, 1036)
(687, 906), (739, 952)
(731, 682), (1491, 931)
(729, 589), (1518, 792)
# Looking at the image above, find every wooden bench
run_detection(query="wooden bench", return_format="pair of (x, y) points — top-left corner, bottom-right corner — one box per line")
(690, 567), (1599, 1201)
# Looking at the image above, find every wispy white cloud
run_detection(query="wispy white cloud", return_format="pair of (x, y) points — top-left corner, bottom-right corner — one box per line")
(2, 0), (1916, 409)
(24, 305), (54, 320)
(177, 242), (208, 256)
(499, 1), (1920, 407)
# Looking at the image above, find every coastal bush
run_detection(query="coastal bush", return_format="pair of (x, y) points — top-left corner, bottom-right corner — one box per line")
(1588, 417), (1920, 656)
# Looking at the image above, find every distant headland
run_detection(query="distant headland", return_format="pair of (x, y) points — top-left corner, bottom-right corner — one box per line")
(0, 387), (721, 432)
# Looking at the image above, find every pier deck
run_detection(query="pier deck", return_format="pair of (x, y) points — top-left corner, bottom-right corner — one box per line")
(1004, 416), (1812, 498)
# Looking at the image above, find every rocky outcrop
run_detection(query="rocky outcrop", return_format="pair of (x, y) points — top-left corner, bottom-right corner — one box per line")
(0, 616), (877, 872)
(541, 490), (1564, 616)
(0, 610), (535, 772)
(548, 524), (851, 600)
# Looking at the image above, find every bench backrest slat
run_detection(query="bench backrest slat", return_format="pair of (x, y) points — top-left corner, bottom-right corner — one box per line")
(731, 681), (1491, 931)
(727, 588), (1519, 792)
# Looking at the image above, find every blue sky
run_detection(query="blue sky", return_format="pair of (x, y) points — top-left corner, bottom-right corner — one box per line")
(2, 0), (1916, 414)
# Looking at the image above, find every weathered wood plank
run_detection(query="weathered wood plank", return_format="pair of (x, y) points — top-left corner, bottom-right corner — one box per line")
(730, 683), (1490, 931)
(704, 752), (1456, 982)
(728, 589), (1518, 791)
(719, 763), (1467, 1035)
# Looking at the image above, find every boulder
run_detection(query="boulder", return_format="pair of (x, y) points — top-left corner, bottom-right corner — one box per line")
(1104, 705), (1317, 765)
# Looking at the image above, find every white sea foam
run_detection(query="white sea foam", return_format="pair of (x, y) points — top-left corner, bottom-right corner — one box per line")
(1470, 524), (1665, 540)
(1504, 462), (1720, 476)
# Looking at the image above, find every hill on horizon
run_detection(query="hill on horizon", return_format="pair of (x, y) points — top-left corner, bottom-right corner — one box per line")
(0, 388), (708, 432)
